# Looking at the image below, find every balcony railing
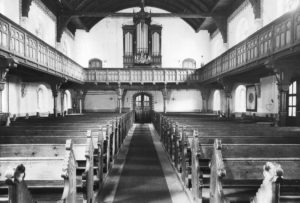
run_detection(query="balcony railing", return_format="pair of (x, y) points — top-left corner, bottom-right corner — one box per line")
(85, 68), (199, 84)
(0, 8), (300, 86)
(0, 14), (85, 82)
(197, 8), (300, 82)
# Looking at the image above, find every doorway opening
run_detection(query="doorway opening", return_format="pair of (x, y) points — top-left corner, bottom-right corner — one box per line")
(133, 93), (152, 123)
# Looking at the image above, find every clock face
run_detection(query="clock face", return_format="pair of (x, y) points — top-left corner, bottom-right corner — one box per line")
(248, 93), (254, 103)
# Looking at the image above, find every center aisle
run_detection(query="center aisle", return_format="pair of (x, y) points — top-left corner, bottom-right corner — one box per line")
(112, 124), (172, 203)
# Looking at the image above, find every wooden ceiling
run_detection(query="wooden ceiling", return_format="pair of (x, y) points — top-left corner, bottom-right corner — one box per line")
(38, 0), (245, 41)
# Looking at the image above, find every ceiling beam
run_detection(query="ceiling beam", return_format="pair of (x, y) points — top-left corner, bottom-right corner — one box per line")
(62, 11), (213, 18)
(21, 0), (33, 17)
(249, 0), (261, 19)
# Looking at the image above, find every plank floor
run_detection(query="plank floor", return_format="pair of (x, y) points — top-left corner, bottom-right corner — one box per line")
(96, 124), (190, 203)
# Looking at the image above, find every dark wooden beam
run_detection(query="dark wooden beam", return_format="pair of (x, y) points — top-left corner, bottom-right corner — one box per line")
(249, 0), (261, 19)
(63, 12), (213, 18)
(213, 16), (227, 43)
(21, 0), (33, 17)
(57, 14), (72, 42)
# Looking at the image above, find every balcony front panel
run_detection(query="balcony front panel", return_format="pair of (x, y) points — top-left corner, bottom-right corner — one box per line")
(198, 8), (300, 82)
(0, 14), (85, 82)
(86, 68), (197, 84)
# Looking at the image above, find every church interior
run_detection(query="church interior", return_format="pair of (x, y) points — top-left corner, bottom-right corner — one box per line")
(0, 0), (300, 202)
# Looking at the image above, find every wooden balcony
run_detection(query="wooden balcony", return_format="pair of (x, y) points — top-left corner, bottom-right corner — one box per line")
(0, 8), (300, 86)
(197, 8), (300, 83)
(85, 68), (199, 84)
(0, 14), (85, 83)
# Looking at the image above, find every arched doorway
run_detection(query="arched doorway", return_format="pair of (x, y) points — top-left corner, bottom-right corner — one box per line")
(213, 90), (221, 113)
(235, 85), (246, 112)
(133, 93), (152, 123)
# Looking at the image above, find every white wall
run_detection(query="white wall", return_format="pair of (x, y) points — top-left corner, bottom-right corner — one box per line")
(257, 76), (278, 114)
(210, 32), (228, 59)
(167, 90), (202, 112)
(2, 76), (55, 116)
(74, 7), (211, 68)
(0, 0), (20, 24)
(227, 1), (257, 48)
(20, 0), (56, 47)
(84, 91), (118, 112)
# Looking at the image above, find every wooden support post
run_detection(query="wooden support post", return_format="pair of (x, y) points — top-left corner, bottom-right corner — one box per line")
(209, 139), (227, 203)
(217, 78), (234, 118)
(61, 90), (65, 117)
(116, 84), (124, 114)
(264, 59), (298, 126)
(0, 57), (18, 113)
(162, 85), (168, 114)
(52, 88), (59, 117)
(200, 87), (211, 113)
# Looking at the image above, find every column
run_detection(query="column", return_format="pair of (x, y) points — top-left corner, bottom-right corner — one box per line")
(0, 57), (18, 113)
(224, 91), (232, 118)
(0, 82), (4, 112)
(162, 85), (168, 114)
(217, 78), (234, 118)
(200, 87), (211, 113)
(75, 89), (86, 114)
(264, 59), (298, 126)
(61, 90), (65, 117)
(52, 88), (59, 117)
(116, 85), (124, 114)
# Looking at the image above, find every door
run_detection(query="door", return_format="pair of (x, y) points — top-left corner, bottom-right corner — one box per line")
(134, 93), (151, 123)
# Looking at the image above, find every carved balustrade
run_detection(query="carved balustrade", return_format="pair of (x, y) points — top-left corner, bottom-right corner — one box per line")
(197, 8), (300, 82)
(85, 68), (198, 84)
(0, 14), (85, 82)
(0, 8), (300, 85)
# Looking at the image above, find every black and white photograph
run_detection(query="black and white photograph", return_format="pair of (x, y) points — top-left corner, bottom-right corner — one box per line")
(0, 0), (300, 202)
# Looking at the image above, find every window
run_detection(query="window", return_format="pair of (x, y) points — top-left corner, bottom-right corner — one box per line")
(136, 95), (142, 107)
(288, 81), (297, 117)
(182, 58), (196, 69)
(89, 58), (102, 68)
(144, 95), (150, 107)
(213, 90), (221, 112)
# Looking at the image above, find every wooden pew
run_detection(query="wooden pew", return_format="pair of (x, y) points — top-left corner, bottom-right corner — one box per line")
(0, 131), (99, 203)
(208, 139), (300, 203)
(0, 140), (77, 203)
(151, 111), (300, 203)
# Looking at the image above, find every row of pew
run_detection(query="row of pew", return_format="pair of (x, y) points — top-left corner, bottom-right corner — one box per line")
(0, 112), (134, 203)
(151, 111), (300, 203)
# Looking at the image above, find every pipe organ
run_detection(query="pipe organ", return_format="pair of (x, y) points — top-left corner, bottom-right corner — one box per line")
(123, 8), (162, 68)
